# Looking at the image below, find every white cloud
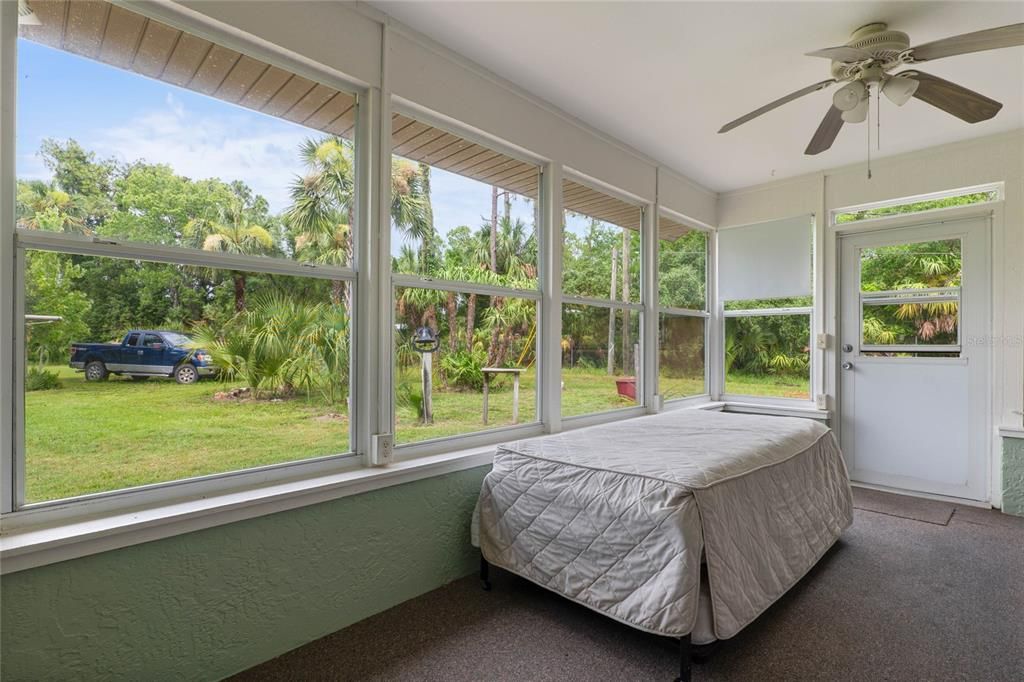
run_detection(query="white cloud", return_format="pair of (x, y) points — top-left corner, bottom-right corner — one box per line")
(96, 93), (312, 213)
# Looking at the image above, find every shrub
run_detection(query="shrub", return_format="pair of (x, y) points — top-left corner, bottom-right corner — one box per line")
(440, 348), (486, 391)
(190, 293), (350, 402)
(26, 367), (60, 391)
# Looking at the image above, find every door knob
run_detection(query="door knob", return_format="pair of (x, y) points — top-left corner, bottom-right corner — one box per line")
(842, 362), (853, 370)
(842, 344), (853, 353)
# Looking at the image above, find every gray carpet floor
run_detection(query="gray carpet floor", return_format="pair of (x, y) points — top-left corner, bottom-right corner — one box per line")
(231, 490), (1024, 681)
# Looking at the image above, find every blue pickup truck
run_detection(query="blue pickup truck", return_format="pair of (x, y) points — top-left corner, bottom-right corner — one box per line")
(70, 330), (217, 384)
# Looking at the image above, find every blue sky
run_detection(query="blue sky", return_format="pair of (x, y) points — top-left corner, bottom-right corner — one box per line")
(17, 39), (592, 249)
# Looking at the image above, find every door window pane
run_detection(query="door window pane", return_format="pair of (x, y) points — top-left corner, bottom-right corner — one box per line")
(860, 239), (961, 290)
(393, 288), (537, 444)
(725, 314), (810, 399)
(23, 250), (352, 503)
(862, 302), (959, 347)
(659, 315), (705, 400)
(561, 304), (640, 417)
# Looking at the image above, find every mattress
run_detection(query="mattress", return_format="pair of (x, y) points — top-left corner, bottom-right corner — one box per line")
(473, 409), (853, 641)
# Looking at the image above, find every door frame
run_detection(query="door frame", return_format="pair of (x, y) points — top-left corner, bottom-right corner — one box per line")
(828, 202), (998, 503)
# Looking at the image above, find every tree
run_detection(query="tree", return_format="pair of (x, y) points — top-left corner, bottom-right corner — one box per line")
(186, 198), (273, 311)
(23, 251), (91, 364)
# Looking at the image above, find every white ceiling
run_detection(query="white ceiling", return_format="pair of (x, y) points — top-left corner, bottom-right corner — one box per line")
(370, 1), (1024, 193)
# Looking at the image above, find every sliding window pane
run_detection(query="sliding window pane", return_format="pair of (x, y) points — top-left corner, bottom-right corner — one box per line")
(393, 287), (538, 444)
(22, 250), (352, 503)
(561, 304), (640, 417)
(390, 116), (539, 284)
(17, 0), (357, 264)
(658, 221), (706, 310)
(659, 315), (705, 400)
(724, 314), (810, 399)
(562, 180), (641, 302)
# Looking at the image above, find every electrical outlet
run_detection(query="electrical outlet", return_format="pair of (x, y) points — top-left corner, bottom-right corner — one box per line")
(370, 433), (394, 466)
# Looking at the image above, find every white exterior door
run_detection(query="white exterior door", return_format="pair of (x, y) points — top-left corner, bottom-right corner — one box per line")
(839, 216), (990, 501)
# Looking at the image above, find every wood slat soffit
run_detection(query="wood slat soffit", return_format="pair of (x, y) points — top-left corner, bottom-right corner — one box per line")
(19, 0), (358, 136)
(21, 1), (675, 235)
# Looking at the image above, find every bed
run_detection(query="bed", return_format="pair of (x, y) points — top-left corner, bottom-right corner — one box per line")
(472, 409), (853, 680)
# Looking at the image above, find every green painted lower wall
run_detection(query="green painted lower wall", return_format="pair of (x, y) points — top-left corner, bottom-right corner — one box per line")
(0, 465), (490, 681)
(1003, 436), (1024, 517)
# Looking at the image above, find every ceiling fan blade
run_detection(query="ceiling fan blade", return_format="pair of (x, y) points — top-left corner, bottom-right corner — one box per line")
(901, 70), (1003, 123)
(910, 23), (1024, 62)
(805, 106), (845, 155)
(719, 79), (836, 133)
(805, 46), (875, 62)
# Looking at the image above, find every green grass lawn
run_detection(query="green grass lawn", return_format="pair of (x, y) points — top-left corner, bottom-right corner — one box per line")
(25, 364), (808, 503)
(24, 366), (350, 503)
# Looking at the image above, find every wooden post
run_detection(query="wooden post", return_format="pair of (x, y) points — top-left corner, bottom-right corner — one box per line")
(482, 373), (489, 425)
(512, 372), (520, 424)
(421, 352), (433, 424)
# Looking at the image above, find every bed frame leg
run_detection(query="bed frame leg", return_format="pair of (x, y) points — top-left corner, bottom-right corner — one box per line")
(480, 552), (492, 591)
(674, 634), (691, 682)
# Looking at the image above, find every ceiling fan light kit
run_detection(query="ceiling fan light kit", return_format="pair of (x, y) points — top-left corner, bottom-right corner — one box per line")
(833, 81), (867, 111)
(882, 75), (920, 107)
(717, 20), (1024, 162)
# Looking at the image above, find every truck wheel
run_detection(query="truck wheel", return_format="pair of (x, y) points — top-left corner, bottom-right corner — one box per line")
(174, 364), (199, 385)
(84, 361), (109, 382)
(130, 375), (150, 382)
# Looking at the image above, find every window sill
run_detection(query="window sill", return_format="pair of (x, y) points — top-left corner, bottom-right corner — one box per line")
(0, 447), (494, 575)
(723, 401), (830, 420)
(999, 426), (1024, 440)
(0, 398), (831, 575)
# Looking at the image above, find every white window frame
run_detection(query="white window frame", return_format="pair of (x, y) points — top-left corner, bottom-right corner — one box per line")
(388, 101), (549, 461)
(829, 182), (1003, 226)
(560, 170), (650, 424)
(2, 0), (369, 523)
(656, 207), (712, 404)
(717, 215), (816, 406)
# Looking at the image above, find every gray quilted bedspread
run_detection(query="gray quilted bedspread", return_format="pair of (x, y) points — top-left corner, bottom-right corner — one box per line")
(474, 409), (853, 639)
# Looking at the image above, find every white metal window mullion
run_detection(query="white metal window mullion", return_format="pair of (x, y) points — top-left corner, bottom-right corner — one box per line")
(641, 204), (657, 412)
(1, 0), (17, 513)
(562, 295), (644, 312)
(391, 274), (541, 301)
(14, 230), (356, 283)
(540, 164), (563, 433)
(352, 82), (377, 461)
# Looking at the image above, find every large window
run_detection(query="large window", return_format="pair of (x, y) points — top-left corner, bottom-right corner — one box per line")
(390, 113), (540, 445)
(719, 216), (813, 400)
(14, 1), (359, 504)
(658, 212), (708, 401)
(561, 179), (643, 417)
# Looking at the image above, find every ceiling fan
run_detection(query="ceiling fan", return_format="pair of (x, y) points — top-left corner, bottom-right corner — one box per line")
(718, 22), (1024, 155)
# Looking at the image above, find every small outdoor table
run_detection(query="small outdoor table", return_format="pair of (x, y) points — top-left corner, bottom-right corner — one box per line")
(482, 367), (524, 425)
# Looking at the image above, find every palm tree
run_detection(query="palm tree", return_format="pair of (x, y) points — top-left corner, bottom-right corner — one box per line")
(185, 199), (273, 311)
(287, 138), (433, 298)
(16, 180), (88, 234)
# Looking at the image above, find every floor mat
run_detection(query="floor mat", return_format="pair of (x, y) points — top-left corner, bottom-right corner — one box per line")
(853, 487), (955, 525)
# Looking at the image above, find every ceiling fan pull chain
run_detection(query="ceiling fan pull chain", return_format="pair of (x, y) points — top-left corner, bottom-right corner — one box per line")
(867, 86), (872, 180)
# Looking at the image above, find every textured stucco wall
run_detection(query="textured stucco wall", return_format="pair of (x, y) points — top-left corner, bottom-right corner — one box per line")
(1003, 437), (1024, 516)
(0, 466), (490, 681)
